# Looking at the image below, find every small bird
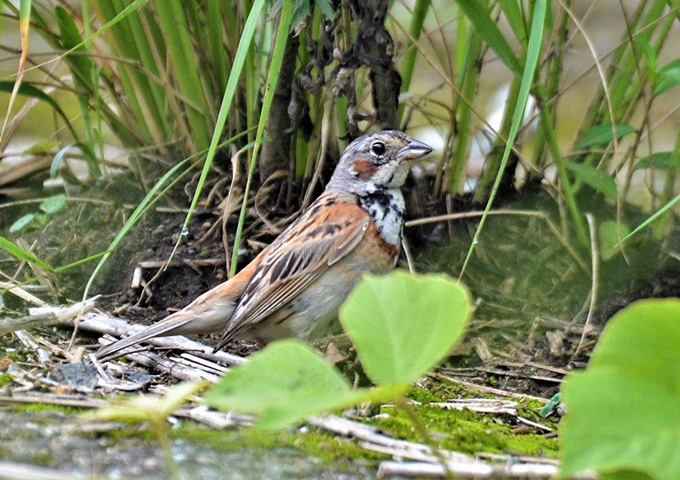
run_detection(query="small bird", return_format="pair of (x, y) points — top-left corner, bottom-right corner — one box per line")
(97, 130), (433, 360)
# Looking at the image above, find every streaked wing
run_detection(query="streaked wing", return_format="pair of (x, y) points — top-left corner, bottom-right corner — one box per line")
(215, 201), (369, 348)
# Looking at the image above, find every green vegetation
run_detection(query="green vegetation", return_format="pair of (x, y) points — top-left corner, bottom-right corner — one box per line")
(1, 1), (680, 478)
(561, 299), (680, 480)
(0, 373), (13, 387)
(204, 272), (470, 429)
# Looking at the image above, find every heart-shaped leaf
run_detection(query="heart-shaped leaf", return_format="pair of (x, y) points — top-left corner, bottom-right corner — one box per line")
(203, 340), (367, 429)
(339, 271), (470, 386)
(561, 299), (680, 480)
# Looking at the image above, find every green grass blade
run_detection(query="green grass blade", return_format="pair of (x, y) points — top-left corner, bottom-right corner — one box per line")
(0, 0), (31, 147)
(80, 130), (251, 302)
(499, 0), (527, 45)
(229, 0), (295, 276)
(168, 0), (268, 265)
(456, 0), (522, 74)
(206, 0), (229, 91)
(459, 0), (547, 280)
(618, 192), (680, 247)
(81, 158), (195, 302)
(155, 1), (210, 150)
(0, 81), (79, 141)
(397, 0), (430, 122)
(0, 236), (54, 272)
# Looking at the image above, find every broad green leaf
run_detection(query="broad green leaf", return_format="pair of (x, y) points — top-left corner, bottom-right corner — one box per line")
(565, 162), (617, 200)
(456, 0), (522, 75)
(339, 271), (470, 386)
(588, 300), (680, 391)
(576, 123), (636, 149)
(561, 299), (680, 480)
(598, 220), (631, 261)
(39, 194), (67, 215)
(562, 370), (680, 480)
(0, 235), (54, 271)
(204, 340), (367, 429)
(9, 213), (37, 233)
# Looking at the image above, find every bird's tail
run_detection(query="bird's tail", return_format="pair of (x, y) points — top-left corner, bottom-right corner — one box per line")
(96, 296), (236, 361)
(96, 312), (197, 361)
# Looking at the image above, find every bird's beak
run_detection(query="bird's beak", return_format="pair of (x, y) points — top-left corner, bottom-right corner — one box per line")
(396, 138), (434, 162)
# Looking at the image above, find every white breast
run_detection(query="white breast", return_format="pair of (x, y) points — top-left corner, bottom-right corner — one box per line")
(358, 188), (405, 246)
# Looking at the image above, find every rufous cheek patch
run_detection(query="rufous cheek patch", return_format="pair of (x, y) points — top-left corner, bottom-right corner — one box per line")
(352, 158), (378, 179)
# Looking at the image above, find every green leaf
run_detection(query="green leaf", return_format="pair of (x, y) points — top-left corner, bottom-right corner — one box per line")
(0, 81), (78, 141)
(9, 213), (38, 233)
(576, 123), (636, 149)
(561, 299), (680, 480)
(55, 6), (94, 92)
(565, 162), (617, 199)
(203, 340), (367, 429)
(0, 235), (54, 271)
(88, 381), (208, 424)
(562, 370), (680, 480)
(598, 220), (631, 261)
(22, 140), (60, 155)
(654, 67), (680, 96)
(39, 194), (67, 215)
(634, 151), (678, 171)
(314, 0), (333, 18)
(339, 271), (470, 386)
(456, 0), (522, 75)
(499, 0), (527, 45)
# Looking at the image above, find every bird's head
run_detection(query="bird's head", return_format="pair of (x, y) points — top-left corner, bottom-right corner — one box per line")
(329, 130), (434, 194)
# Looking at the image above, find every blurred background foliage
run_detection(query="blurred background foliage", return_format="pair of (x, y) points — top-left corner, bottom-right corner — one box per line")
(1, 0), (680, 262)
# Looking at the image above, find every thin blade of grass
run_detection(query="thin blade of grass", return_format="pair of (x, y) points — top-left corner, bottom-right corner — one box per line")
(229, 0), (295, 276)
(80, 130), (251, 304)
(17, 0), (149, 79)
(155, 1), (210, 150)
(617, 192), (680, 247)
(397, 0), (430, 122)
(459, 0), (547, 280)
(0, 81), (78, 141)
(0, 0), (31, 147)
(0, 236), (54, 272)
(456, 0), (522, 75)
(168, 0), (268, 265)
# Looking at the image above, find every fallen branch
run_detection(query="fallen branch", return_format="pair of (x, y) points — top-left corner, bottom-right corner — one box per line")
(0, 297), (98, 336)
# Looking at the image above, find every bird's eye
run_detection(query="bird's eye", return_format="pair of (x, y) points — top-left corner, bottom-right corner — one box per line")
(371, 142), (386, 156)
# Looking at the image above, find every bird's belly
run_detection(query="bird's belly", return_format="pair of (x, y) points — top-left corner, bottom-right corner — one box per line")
(250, 247), (397, 343)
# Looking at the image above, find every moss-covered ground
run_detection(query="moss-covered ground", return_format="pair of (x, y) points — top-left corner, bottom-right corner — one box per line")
(85, 378), (557, 465)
